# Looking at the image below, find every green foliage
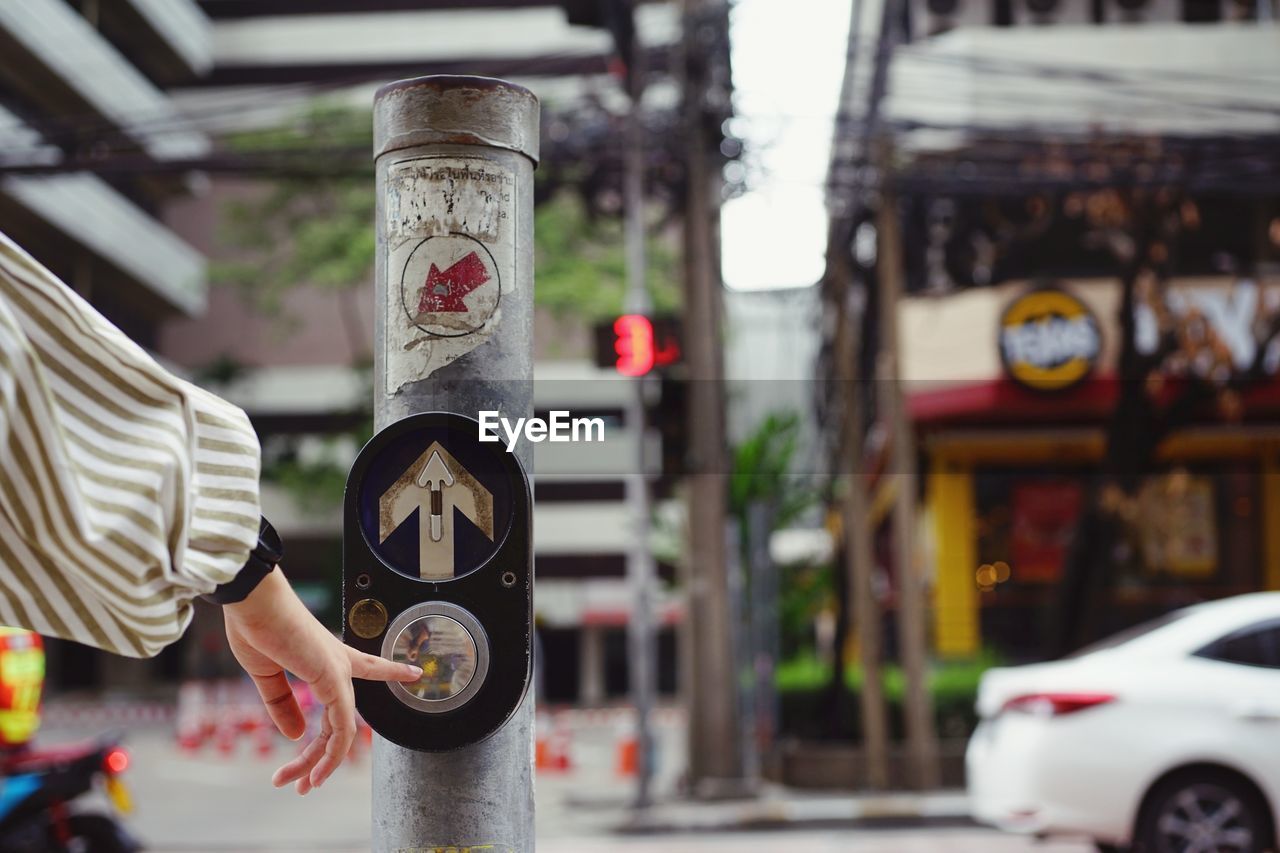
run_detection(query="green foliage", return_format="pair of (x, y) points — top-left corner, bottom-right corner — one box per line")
(213, 101), (681, 323)
(262, 455), (354, 514)
(258, 417), (373, 514)
(533, 192), (681, 321)
(193, 353), (250, 386)
(728, 411), (823, 655)
(775, 652), (1003, 740)
(777, 560), (833, 658)
(213, 103), (376, 314)
(774, 654), (832, 692)
(775, 650), (1001, 702)
(729, 411), (814, 528)
(225, 101), (374, 154)
(256, 364), (375, 513)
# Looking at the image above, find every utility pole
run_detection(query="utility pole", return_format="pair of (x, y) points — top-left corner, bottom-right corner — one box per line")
(860, 0), (942, 788)
(823, 0), (890, 790)
(830, 261), (890, 790)
(623, 35), (659, 811)
(824, 0), (941, 791)
(877, 183), (940, 790)
(855, 0), (938, 787)
(679, 0), (741, 795)
(370, 76), (539, 852)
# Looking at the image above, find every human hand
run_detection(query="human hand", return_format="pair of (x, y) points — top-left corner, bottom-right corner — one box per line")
(222, 569), (421, 794)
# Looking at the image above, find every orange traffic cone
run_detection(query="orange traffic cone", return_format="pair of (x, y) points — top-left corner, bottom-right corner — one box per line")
(175, 682), (212, 752)
(551, 729), (573, 771)
(535, 715), (573, 773)
(616, 734), (638, 776)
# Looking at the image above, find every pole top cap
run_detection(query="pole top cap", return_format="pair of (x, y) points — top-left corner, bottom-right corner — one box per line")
(373, 75), (540, 164)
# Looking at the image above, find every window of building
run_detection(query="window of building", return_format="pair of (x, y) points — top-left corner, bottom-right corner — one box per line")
(971, 461), (1264, 662)
(1183, 0), (1223, 21)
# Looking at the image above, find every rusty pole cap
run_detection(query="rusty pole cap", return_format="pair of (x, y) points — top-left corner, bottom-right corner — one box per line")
(373, 75), (540, 165)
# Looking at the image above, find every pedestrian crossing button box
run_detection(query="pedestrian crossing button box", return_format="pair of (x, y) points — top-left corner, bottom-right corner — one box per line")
(342, 412), (531, 752)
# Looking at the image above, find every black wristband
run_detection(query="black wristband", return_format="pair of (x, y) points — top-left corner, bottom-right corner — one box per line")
(204, 516), (284, 605)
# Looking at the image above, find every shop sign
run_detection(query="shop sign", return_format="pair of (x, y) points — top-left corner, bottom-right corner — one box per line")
(1138, 474), (1217, 578)
(1135, 280), (1280, 374)
(1010, 480), (1083, 583)
(999, 285), (1101, 391)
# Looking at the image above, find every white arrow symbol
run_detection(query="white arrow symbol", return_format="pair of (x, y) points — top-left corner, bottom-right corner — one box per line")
(417, 450), (455, 542)
(417, 449), (456, 489)
(379, 442), (494, 579)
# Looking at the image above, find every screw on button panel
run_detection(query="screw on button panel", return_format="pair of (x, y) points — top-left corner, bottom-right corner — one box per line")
(349, 598), (389, 639)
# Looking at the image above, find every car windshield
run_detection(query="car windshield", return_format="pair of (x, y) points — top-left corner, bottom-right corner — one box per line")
(1063, 609), (1194, 659)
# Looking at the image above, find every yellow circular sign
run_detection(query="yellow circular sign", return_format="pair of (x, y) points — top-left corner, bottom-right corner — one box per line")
(999, 286), (1100, 391)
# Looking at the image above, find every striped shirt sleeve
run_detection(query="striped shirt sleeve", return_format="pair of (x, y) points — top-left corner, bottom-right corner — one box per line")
(0, 231), (261, 658)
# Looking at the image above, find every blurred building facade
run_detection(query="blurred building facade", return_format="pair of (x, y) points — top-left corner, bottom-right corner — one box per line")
(835, 0), (1280, 664)
(907, 275), (1280, 662)
(0, 0), (210, 349)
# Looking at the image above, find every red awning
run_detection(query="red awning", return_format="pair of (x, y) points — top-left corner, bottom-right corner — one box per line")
(909, 374), (1280, 427)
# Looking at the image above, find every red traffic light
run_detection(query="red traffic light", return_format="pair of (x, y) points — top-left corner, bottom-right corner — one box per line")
(614, 314), (655, 376)
(594, 315), (682, 376)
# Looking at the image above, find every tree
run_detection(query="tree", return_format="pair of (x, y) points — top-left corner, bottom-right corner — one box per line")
(728, 410), (816, 535)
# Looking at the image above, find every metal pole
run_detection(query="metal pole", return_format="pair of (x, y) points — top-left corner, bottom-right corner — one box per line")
(745, 500), (778, 782)
(877, 186), (940, 790)
(853, 0), (939, 791)
(833, 280), (890, 790)
(679, 0), (741, 796)
(824, 0), (891, 792)
(725, 520), (756, 785)
(622, 63), (659, 810)
(371, 76), (539, 853)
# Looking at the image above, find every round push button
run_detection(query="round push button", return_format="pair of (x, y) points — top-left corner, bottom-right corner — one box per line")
(381, 602), (490, 713)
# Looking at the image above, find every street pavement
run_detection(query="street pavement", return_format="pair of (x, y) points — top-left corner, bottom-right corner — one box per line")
(552, 830), (1090, 852)
(37, 712), (1092, 853)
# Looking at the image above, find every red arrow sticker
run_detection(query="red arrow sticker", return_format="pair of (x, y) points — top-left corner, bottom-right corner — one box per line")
(384, 156), (515, 393)
(417, 251), (491, 314)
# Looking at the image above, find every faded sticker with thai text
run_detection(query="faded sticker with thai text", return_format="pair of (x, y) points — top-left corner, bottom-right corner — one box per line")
(384, 157), (516, 393)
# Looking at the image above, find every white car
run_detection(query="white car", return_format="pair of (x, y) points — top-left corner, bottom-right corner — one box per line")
(967, 591), (1280, 853)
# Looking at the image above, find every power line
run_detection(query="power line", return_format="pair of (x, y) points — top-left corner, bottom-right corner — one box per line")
(0, 45), (666, 160)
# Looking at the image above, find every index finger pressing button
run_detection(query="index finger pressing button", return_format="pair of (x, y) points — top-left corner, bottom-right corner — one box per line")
(381, 602), (489, 714)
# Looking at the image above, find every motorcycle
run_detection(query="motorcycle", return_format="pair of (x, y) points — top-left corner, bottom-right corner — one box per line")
(0, 735), (140, 852)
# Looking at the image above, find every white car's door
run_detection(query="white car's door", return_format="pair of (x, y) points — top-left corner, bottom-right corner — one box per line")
(1188, 618), (1280, 802)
